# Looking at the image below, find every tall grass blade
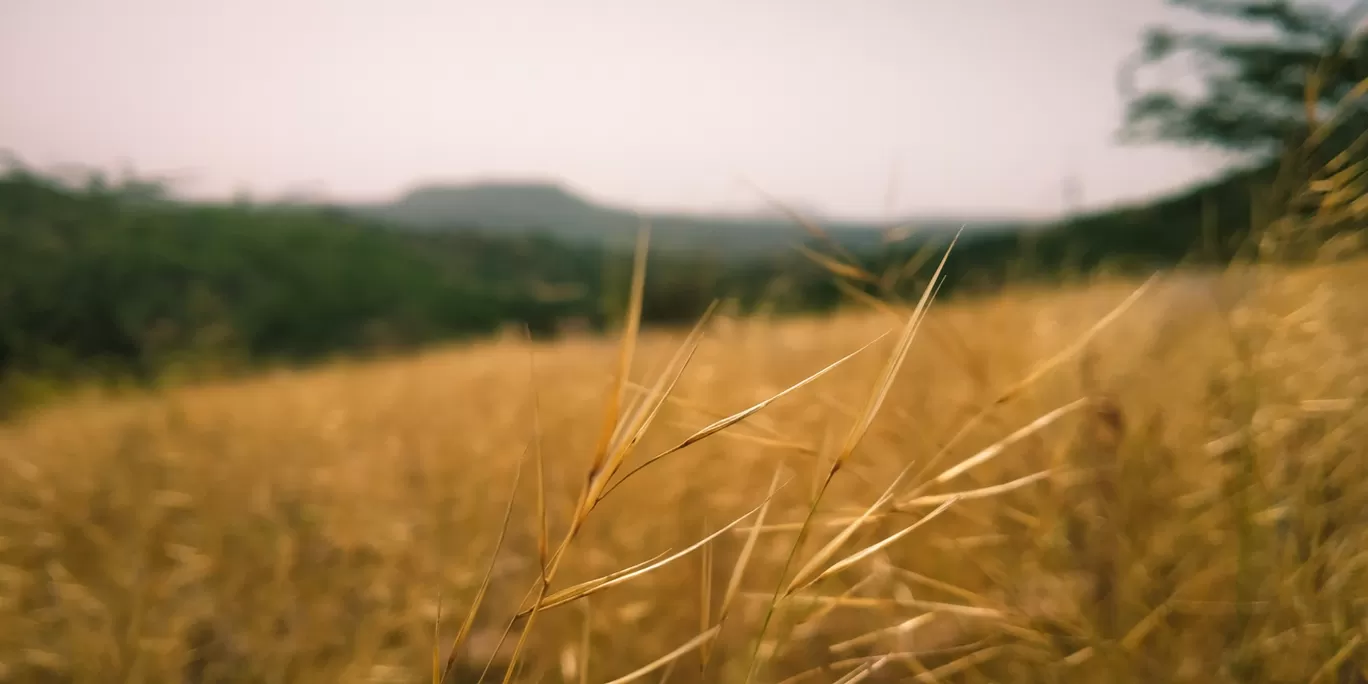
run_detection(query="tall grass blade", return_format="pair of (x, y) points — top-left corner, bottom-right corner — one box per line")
(520, 485), (784, 616)
(790, 497), (959, 595)
(439, 441), (529, 684)
(603, 331), (890, 498)
(602, 625), (722, 684)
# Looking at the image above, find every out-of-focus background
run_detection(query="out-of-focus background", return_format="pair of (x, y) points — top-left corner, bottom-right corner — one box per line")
(2, 0), (1358, 403)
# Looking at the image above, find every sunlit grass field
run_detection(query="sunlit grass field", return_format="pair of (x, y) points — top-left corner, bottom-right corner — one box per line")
(2, 254), (1366, 683)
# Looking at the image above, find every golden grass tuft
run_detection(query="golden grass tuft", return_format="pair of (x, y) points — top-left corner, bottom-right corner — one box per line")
(3, 247), (1367, 682)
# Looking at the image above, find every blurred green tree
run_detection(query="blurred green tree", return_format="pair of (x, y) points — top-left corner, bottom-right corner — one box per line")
(1120, 0), (1366, 157)
(1119, 0), (1367, 256)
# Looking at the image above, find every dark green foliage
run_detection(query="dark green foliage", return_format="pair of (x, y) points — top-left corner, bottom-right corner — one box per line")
(1119, 0), (1367, 259)
(10, 0), (1368, 413)
(0, 171), (580, 394)
(0, 169), (853, 409)
(1120, 0), (1367, 157)
(0, 154), (1338, 415)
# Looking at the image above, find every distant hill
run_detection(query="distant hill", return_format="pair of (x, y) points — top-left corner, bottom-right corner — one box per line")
(352, 181), (1029, 256)
(9, 158), (1362, 413)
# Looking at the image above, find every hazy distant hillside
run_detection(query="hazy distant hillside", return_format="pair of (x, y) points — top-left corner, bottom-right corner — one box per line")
(354, 181), (1027, 256)
(365, 183), (620, 237)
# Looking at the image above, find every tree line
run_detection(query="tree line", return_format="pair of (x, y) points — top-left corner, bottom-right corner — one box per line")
(1, 0), (1362, 411)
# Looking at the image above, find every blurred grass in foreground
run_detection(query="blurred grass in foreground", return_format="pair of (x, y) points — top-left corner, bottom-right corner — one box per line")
(2, 248), (1365, 682)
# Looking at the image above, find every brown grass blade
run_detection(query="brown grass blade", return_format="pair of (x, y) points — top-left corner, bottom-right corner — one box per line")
(657, 425), (818, 455)
(789, 497), (960, 595)
(622, 381), (787, 438)
(996, 274), (1158, 405)
(589, 304), (715, 505)
(749, 593), (1005, 620)
(432, 594), (443, 684)
(673, 331), (891, 450)
(790, 570), (885, 642)
(602, 625), (722, 684)
(607, 301), (718, 454)
(657, 660), (678, 684)
(783, 461), (919, 596)
(741, 227), (955, 683)
(1063, 646), (1094, 667)
(539, 551), (672, 612)
(579, 599), (593, 684)
(602, 331), (891, 499)
(520, 486), (784, 617)
(1307, 76), (1368, 149)
(473, 586), (541, 684)
(821, 644), (996, 680)
(734, 515), (887, 535)
(524, 327), (550, 581)
(702, 466), (786, 673)
(834, 277), (903, 318)
(832, 655), (892, 684)
(507, 268), (708, 682)
(830, 613), (939, 654)
(501, 581), (549, 684)
(899, 269), (1154, 501)
(587, 222), (651, 484)
(881, 237), (947, 294)
(885, 561), (996, 611)
(700, 521), (717, 671)
(439, 441), (528, 684)
(1120, 600), (1172, 652)
(795, 243), (880, 283)
(1323, 121), (1368, 174)
(548, 305), (713, 579)
(931, 399), (1089, 486)
(512, 294), (701, 681)
(700, 514), (713, 634)
(903, 645), (1006, 681)
(834, 229), (960, 466)
(915, 272), (1158, 504)
(552, 224), (654, 580)
(729, 482), (788, 589)
(1310, 634), (1364, 684)
(900, 470), (1053, 508)
(743, 180), (866, 269)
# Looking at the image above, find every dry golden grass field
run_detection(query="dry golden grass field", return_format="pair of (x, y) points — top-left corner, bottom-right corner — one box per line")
(2, 256), (1366, 683)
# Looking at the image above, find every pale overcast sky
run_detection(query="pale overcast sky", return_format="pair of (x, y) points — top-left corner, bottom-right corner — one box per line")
(3, 0), (1239, 219)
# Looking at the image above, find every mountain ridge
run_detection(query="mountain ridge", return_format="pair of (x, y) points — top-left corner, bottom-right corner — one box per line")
(351, 180), (1031, 256)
